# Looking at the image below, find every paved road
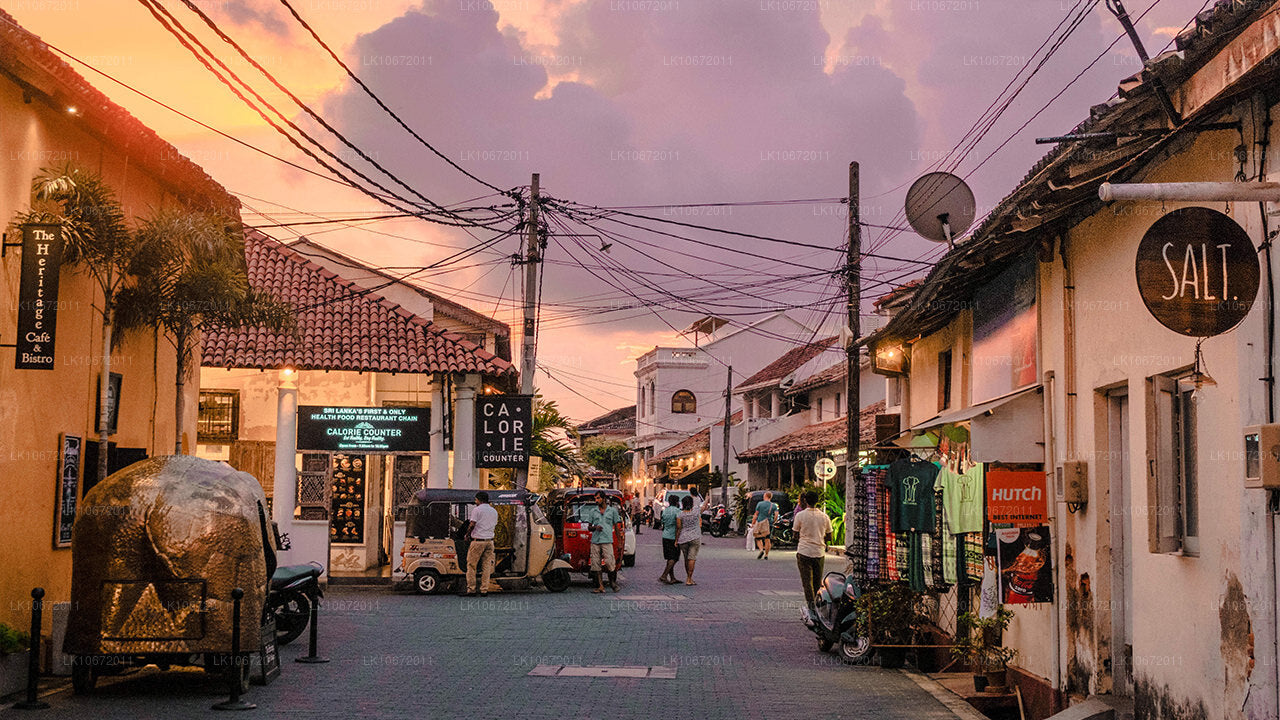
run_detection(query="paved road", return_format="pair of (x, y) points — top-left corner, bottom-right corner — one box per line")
(12, 530), (975, 720)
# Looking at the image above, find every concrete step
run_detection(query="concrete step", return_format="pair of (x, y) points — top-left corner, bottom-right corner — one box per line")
(1045, 697), (1118, 720)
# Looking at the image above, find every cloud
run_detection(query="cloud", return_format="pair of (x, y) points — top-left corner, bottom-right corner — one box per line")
(218, 0), (294, 39)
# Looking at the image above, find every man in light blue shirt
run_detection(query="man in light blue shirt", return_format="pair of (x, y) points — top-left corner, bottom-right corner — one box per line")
(580, 491), (622, 593)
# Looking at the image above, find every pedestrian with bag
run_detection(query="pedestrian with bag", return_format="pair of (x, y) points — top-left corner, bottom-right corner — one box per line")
(675, 495), (702, 586)
(581, 490), (623, 593)
(792, 490), (833, 609)
(753, 491), (779, 559)
(461, 491), (498, 597)
(657, 494), (682, 584)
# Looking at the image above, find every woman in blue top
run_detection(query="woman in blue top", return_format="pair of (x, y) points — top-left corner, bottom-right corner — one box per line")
(753, 491), (779, 560)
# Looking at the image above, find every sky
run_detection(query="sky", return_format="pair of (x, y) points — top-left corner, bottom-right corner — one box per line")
(8, 0), (1216, 423)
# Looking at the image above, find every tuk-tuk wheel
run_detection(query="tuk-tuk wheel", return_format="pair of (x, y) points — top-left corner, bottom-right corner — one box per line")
(71, 663), (96, 694)
(543, 568), (570, 593)
(414, 568), (442, 595)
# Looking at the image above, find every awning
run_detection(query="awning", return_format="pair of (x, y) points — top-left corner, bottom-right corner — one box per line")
(669, 461), (709, 482)
(903, 384), (1044, 464)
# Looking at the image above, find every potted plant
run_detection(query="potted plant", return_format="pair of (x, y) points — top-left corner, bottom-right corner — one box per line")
(0, 622), (31, 697)
(951, 608), (1018, 693)
(855, 582), (921, 669)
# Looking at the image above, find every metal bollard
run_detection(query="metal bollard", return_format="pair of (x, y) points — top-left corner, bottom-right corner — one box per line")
(294, 595), (328, 664)
(212, 588), (255, 711)
(12, 587), (49, 710)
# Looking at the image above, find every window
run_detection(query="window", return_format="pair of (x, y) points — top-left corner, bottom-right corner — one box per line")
(938, 350), (953, 411)
(639, 385), (646, 418)
(816, 397), (824, 421)
(197, 390), (239, 442)
(1147, 373), (1198, 555)
(649, 381), (656, 415)
(672, 390), (697, 414)
(888, 376), (903, 408)
(835, 393), (842, 417)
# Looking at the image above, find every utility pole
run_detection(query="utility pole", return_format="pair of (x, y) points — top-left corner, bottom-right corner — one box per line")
(844, 162), (860, 553)
(516, 173), (540, 491)
(721, 365), (732, 507)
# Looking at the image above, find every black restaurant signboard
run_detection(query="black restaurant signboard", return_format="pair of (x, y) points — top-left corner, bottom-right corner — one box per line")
(475, 395), (532, 468)
(296, 406), (430, 453)
(16, 223), (64, 370)
(1135, 207), (1260, 337)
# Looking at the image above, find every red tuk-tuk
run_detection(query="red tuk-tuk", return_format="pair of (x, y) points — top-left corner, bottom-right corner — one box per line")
(545, 489), (628, 575)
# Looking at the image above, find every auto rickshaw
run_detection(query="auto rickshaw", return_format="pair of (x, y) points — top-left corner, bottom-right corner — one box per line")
(397, 489), (572, 594)
(64, 456), (274, 694)
(544, 488), (633, 575)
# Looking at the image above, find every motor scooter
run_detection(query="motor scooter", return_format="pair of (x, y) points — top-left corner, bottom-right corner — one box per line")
(700, 505), (731, 537)
(804, 570), (873, 665)
(771, 511), (798, 547)
(267, 561), (324, 645)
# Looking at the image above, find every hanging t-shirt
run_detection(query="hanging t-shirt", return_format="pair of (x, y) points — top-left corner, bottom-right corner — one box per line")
(888, 458), (939, 533)
(937, 464), (985, 535)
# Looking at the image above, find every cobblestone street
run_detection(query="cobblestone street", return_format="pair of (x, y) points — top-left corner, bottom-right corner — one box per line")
(13, 531), (980, 720)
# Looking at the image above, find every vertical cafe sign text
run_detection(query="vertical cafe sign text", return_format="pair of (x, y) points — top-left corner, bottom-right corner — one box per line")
(16, 223), (64, 369)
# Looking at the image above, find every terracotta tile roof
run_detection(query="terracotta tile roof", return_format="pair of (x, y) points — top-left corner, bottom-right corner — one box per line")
(736, 336), (839, 390)
(653, 427), (711, 462)
(787, 363), (845, 395)
(0, 10), (237, 214)
(201, 232), (516, 377)
(737, 401), (886, 461)
(577, 405), (636, 434)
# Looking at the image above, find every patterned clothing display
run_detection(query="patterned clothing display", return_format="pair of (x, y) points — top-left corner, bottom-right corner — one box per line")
(964, 533), (984, 582)
(887, 458), (940, 533)
(941, 507), (958, 586)
(866, 469), (882, 581)
(894, 534), (908, 581)
(847, 466), (877, 584)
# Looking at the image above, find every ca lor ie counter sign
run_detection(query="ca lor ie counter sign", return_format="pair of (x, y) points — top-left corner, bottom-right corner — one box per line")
(296, 405), (429, 453)
(16, 223), (64, 370)
(1135, 207), (1260, 337)
(476, 395), (532, 468)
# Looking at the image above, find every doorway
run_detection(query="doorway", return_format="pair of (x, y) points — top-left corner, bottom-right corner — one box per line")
(1106, 390), (1133, 696)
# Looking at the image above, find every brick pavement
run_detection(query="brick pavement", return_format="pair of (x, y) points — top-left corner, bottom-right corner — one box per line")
(10, 531), (975, 720)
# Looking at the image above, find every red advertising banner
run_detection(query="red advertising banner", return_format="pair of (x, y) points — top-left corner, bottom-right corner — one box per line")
(986, 468), (1047, 526)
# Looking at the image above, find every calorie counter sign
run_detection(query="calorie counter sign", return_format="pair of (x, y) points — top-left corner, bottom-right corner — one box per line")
(475, 395), (533, 468)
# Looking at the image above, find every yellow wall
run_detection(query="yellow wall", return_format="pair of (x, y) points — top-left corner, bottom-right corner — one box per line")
(0, 78), (204, 632)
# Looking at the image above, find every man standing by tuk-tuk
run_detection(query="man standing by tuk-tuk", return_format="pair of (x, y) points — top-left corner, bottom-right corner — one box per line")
(462, 491), (498, 597)
(581, 491), (622, 593)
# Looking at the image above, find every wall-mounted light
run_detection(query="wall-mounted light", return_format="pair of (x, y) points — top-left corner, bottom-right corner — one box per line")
(279, 366), (298, 389)
(873, 343), (908, 374)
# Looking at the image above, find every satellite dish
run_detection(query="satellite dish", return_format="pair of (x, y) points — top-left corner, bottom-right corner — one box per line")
(905, 172), (976, 247)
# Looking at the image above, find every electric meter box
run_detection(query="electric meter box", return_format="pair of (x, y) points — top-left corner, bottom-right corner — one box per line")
(1058, 461), (1088, 503)
(1244, 424), (1280, 489)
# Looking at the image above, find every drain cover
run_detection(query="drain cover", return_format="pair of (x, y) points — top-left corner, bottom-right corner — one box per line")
(528, 665), (677, 679)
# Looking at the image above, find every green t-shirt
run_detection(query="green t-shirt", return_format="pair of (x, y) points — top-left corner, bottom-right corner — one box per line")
(661, 505), (680, 540)
(938, 465), (984, 535)
(580, 504), (622, 545)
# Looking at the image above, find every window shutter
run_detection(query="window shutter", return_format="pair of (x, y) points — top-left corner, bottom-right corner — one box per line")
(1147, 375), (1180, 554)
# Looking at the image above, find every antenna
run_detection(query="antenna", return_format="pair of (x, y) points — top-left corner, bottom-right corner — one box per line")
(904, 172), (976, 250)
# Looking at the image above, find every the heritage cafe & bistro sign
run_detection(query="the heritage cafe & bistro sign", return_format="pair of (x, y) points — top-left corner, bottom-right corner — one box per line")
(296, 406), (430, 453)
(1135, 206), (1260, 338)
(15, 223), (64, 370)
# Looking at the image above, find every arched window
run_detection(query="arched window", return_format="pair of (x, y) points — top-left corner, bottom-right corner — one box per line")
(671, 390), (697, 414)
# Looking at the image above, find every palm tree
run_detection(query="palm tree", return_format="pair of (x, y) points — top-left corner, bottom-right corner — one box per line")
(11, 166), (135, 486)
(115, 209), (293, 453)
(531, 396), (583, 481)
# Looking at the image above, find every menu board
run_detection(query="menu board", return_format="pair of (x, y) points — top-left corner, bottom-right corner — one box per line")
(330, 453), (365, 545)
(55, 433), (81, 548)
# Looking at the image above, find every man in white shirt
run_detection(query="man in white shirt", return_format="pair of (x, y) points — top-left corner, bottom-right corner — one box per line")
(462, 491), (499, 597)
(792, 490), (833, 608)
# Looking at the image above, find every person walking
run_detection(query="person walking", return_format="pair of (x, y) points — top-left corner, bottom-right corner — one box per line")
(675, 495), (702, 585)
(792, 490), (833, 609)
(462, 491), (498, 597)
(753, 491), (779, 559)
(581, 490), (623, 593)
(630, 495), (644, 535)
(657, 494), (682, 584)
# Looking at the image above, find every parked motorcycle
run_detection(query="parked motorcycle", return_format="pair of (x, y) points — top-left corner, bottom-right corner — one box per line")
(771, 511), (798, 547)
(266, 561), (324, 645)
(701, 505), (732, 537)
(804, 570), (872, 665)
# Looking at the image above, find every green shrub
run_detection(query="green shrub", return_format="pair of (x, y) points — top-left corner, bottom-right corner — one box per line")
(0, 623), (30, 654)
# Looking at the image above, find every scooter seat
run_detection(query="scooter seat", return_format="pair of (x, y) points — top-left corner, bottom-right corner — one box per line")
(272, 563), (322, 589)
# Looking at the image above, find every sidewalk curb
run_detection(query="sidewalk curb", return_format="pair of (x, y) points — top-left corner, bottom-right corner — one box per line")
(900, 668), (990, 720)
